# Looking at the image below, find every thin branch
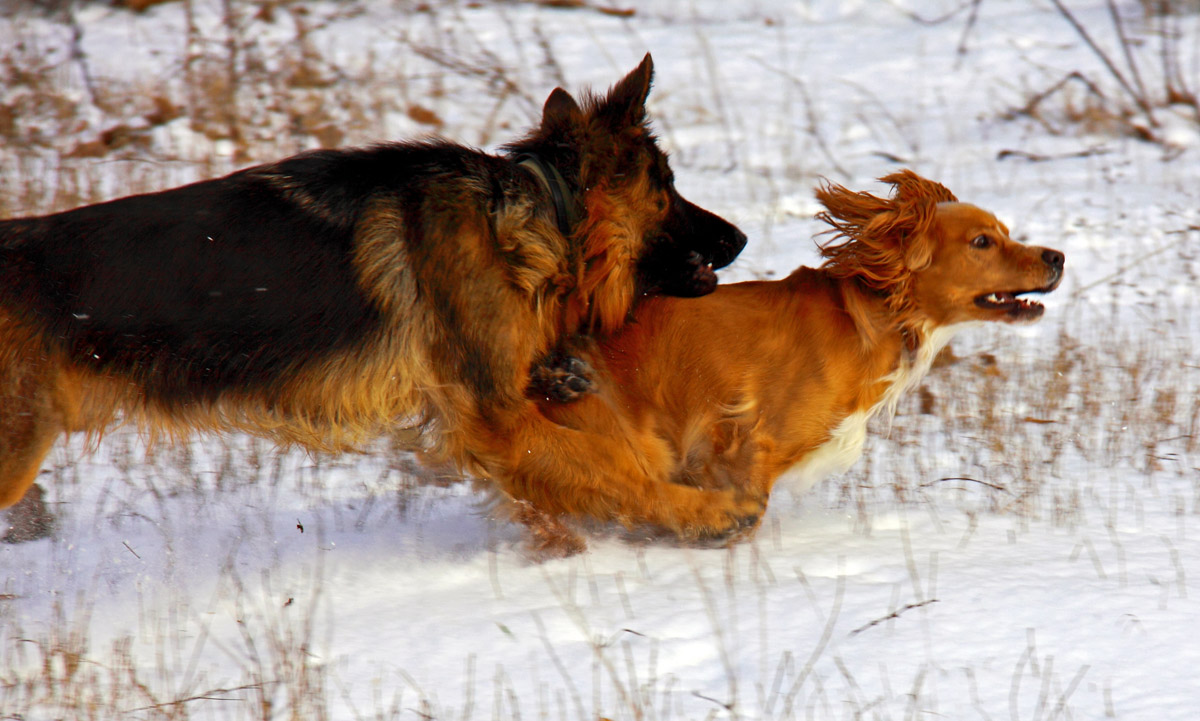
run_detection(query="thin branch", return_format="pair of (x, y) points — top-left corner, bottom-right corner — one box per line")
(849, 599), (939, 637)
(956, 0), (984, 61)
(996, 146), (1111, 163)
(751, 58), (849, 179)
(882, 0), (972, 25)
(1001, 71), (1108, 136)
(1071, 228), (1194, 297)
(1046, 0), (1158, 126)
(65, 3), (100, 109)
(781, 567), (846, 714)
(125, 683), (265, 713)
(921, 476), (1010, 492)
(1106, 0), (1151, 117)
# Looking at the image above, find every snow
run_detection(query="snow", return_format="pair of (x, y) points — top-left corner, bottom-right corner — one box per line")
(3, 1), (1200, 719)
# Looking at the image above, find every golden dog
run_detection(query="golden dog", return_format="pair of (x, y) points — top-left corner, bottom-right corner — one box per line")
(526, 171), (1063, 551)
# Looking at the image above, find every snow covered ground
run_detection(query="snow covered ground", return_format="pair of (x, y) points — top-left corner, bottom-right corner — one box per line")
(2, 1), (1200, 718)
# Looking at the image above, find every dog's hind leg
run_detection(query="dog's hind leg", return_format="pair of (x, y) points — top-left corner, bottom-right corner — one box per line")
(0, 346), (77, 510)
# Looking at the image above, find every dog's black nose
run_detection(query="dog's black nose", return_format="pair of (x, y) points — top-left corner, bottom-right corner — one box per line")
(718, 226), (748, 268)
(1042, 248), (1065, 270)
(705, 223), (747, 269)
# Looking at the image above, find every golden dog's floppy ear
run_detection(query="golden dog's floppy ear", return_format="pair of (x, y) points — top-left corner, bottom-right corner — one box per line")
(880, 170), (956, 207)
(815, 171), (959, 340)
(815, 169), (958, 287)
(879, 170), (957, 271)
(597, 53), (654, 129)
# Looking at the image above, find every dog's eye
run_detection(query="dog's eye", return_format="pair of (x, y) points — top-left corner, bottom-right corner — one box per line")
(970, 235), (993, 249)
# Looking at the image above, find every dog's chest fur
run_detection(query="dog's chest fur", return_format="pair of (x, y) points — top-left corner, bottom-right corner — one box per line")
(780, 322), (973, 494)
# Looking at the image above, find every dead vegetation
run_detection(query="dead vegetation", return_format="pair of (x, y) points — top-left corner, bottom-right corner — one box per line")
(1003, 0), (1200, 151)
(1, 0), (1197, 717)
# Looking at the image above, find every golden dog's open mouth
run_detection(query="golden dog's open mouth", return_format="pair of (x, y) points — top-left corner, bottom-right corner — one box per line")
(974, 290), (1047, 321)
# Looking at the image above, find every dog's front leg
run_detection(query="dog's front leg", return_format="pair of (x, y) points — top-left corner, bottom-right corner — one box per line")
(477, 406), (767, 540)
(527, 350), (596, 402)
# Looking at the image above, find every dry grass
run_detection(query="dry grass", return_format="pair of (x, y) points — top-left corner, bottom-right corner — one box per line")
(0, 0), (485, 216)
(1003, 0), (1200, 149)
(1, 566), (335, 719)
(2, 0), (1196, 718)
(815, 279), (1200, 537)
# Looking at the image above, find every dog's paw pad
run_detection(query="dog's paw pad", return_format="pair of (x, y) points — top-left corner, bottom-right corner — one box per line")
(696, 492), (765, 543)
(529, 354), (596, 402)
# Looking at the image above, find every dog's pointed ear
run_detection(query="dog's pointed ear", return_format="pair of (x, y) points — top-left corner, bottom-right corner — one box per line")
(542, 87), (583, 128)
(599, 53), (654, 129)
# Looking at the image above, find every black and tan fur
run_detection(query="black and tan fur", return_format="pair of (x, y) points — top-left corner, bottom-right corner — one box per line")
(0, 55), (764, 537)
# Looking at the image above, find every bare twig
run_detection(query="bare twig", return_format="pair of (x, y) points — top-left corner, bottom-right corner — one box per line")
(956, 0), (984, 60)
(530, 611), (589, 721)
(1046, 0), (1159, 127)
(124, 684), (265, 713)
(1049, 664), (1091, 719)
(690, 563), (739, 719)
(1002, 71), (1108, 133)
(781, 566), (846, 714)
(65, 4), (99, 108)
(849, 599), (939, 637)
(1071, 228), (1194, 297)
(882, 0), (972, 25)
(996, 146), (1111, 163)
(1106, 0), (1151, 115)
(1162, 535), (1188, 599)
(921, 477), (1011, 492)
(751, 58), (849, 178)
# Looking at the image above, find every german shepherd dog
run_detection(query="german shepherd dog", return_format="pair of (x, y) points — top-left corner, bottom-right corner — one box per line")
(0, 55), (762, 540)
(525, 172), (1063, 552)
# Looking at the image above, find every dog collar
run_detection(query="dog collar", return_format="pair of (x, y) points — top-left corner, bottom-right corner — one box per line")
(516, 153), (581, 237)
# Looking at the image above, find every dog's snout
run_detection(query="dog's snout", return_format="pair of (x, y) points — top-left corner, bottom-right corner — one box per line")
(720, 226), (748, 268)
(1040, 247), (1065, 289)
(1042, 248), (1064, 270)
(674, 196), (746, 270)
(706, 214), (747, 269)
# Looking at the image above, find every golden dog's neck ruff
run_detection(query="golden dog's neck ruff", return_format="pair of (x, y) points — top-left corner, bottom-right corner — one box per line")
(780, 319), (972, 496)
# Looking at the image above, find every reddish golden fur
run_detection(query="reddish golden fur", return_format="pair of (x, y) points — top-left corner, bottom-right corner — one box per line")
(536, 171), (1064, 540)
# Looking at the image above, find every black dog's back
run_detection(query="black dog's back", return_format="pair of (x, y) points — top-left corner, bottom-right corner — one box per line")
(0, 145), (474, 404)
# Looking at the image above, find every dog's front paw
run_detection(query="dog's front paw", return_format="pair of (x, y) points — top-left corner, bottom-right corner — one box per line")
(671, 488), (765, 545)
(528, 353), (596, 402)
(698, 490), (766, 542)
